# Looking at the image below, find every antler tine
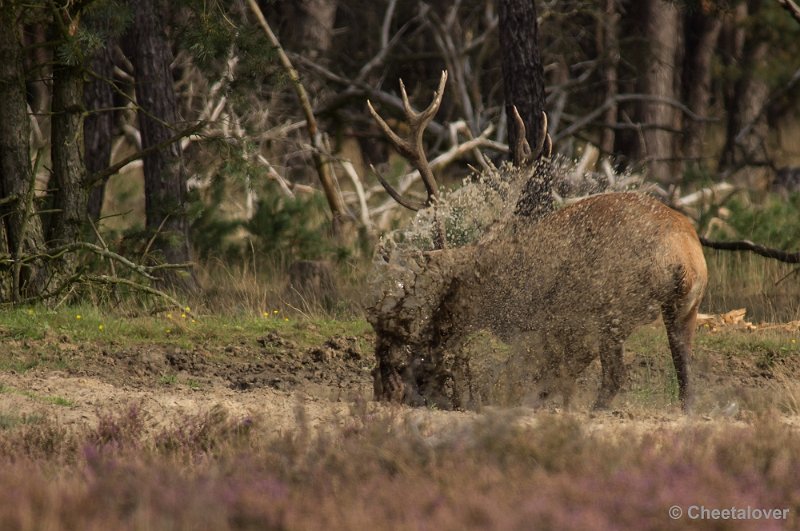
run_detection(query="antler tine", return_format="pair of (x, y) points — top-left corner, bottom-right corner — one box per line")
(367, 100), (415, 159)
(512, 108), (553, 165)
(511, 105), (532, 166)
(398, 71), (448, 126)
(542, 130), (553, 159)
(370, 164), (423, 211)
(532, 111), (548, 158)
(367, 71), (449, 209)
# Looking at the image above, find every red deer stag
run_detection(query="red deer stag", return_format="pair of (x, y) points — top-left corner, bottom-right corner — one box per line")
(366, 72), (707, 411)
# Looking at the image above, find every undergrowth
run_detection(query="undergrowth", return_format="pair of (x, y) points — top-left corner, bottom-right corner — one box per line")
(0, 406), (796, 530)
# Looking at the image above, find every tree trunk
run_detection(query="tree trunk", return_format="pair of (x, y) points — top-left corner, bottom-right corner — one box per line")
(719, 0), (770, 189)
(497, 0), (547, 155)
(299, 0), (337, 59)
(49, 61), (87, 249)
(681, 8), (722, 169)
(497, 0), (551, 218)
(264, 0), (338, 58)
(0, 7), (47, 299)
(128, 0), (195, 289)
(637, 0), (681, 184)
(599, 0), (620, 155)
(84, 46), (116, 223)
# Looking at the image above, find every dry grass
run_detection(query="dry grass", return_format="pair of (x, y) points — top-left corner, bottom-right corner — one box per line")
(0, 405), (797, 530)
(703, 248), (800, 323)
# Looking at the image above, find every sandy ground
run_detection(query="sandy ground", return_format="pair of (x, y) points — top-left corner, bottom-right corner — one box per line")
(1, 327), (798, 438)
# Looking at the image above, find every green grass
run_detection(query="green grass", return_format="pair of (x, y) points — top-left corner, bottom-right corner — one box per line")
(159, 374), (178, 386)
(0, 305), (373, 350)
(0, 384), (74, 408)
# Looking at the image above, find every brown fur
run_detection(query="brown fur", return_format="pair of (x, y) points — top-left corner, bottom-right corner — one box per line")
(368, 192), (707, 412)
(453, 192), (707, 410)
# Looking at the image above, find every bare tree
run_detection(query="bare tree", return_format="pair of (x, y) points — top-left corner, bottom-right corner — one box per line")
(84, 45), (116, 223)
(598, 0), (621, 155)
(0, 6), (47, 298)
(126, 0), (196, 289)
(497, 0), (547, 159)
(681, 4), (722, 169)
(637, 0), (681, 184)
(719, 0), (771, 186)
(48, 42), (88, 251)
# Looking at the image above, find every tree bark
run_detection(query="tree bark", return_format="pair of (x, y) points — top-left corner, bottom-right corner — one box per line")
(681, 8), (722, 168)
(497, 0), (547, 156)
(128, 0), (195, 289)
(299, 0), (337, 59)
(599, 0), (620, 155)
(49, 61), (88, 249)
(0, 7), (47, 299)
(719, 0), (770, 188)
(84, 45), (116, 223)
(497, 0), (552, 219)
(637, 0), (681, 184)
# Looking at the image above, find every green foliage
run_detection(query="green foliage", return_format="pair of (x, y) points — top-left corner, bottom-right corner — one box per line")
(711, 193), (800, 249)
(190, 150), (335, 265)
(244, 186), (332, 262)
(54, 0), (132, 66)
(176, 0), (278, 88)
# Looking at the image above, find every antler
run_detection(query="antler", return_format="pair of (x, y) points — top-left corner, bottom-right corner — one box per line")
(511, 107), (552, 166)
(367, 70), (448, 211)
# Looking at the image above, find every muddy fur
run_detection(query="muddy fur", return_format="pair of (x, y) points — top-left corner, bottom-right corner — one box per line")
(367, 165), (706, 411)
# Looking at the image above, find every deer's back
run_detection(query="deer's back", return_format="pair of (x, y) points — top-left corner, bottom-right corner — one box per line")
(469, 192), (706, 339)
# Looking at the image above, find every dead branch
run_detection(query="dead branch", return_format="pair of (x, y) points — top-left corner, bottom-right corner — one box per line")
(778, 0), (800, 23)
(89, 121), (206, 186)
(84, 274), (189, 312)
(553, 93), (716, 143)
(339, 160), (373, 229)
(246, 0), (349, 231)
(11, 241), (193, 281)
(700, 237), (800, 264)
(291, 55), (448, 137)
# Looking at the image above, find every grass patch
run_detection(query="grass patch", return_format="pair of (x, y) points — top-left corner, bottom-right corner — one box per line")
(0, 305), (373, 352)
(0, 385), (74, 408)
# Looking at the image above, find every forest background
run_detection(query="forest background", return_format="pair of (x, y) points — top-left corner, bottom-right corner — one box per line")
(1, 0), (799, 318)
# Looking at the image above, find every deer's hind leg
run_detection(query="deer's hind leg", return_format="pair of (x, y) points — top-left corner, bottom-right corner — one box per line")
(593, 321), (626, 410)
(662, 301), (700, 412)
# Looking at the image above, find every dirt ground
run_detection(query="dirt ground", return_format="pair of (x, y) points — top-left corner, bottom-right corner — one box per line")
(1, 324), (799, 437)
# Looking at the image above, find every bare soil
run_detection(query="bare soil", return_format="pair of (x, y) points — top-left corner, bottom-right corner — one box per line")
(1, 324), (799, 436)
(0, 332), (376, 434)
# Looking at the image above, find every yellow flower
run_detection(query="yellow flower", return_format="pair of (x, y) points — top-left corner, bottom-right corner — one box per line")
(273, 309), (279, 314)
(184, 306), (191, 313)
(98, 324), (105, 331)
(191, 319), (197, 324)
(165, 328), (172, 334)
(166, 313), (173, 320)
(75, 314), (82, 320)
(284, 317), (289, 322)
(26, 309), (34, 316)
(262, 311), (269, 318)
(181, 313), (187, 319)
